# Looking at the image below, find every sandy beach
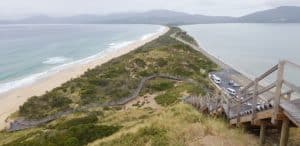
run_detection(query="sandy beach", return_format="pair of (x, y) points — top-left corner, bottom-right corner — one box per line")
(0, 27), (169, 130)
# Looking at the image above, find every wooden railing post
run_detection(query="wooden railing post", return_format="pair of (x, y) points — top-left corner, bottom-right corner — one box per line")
(252, 81), (258, 124)
(280, 119), (290, 146)
(237, 100), (241, 126)
(286, 92), (291, 101)
(272, 61), (285, 125)
(259, 123), (266, 146)
(227, 98), (231, 118)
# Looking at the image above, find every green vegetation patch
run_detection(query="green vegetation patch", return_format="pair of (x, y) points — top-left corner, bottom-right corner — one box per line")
(154, 91), (179, 106)
(174, 29), (198, 46)
(145, 78), (175, 92)
(4, 124), (120, 146)
(19, 92), (72, 119)
(4, 114), (121, 146)
(99, 126), (168, 146)
(54, 114), (98, 130)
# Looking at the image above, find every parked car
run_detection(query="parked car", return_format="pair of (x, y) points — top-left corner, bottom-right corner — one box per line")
(212, 74), (221, 84)
(226, 88), (237, 96)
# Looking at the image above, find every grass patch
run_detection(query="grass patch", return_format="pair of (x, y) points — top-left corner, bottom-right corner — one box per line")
(4, 113), (121, 146)
(145, 78), (175, 92)
(90, 103), (259, 146)
(4, 124), (121, 146)
(154, 92), (179, 106)
(54, 114), (98, 130)
(99, 126), (168, 146)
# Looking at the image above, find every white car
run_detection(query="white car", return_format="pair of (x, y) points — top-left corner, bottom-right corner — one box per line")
(212, 74), (221, 84)
(226, 88), (237, 96)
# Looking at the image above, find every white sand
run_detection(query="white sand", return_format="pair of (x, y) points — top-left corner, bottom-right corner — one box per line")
(0, 27), (169, 130)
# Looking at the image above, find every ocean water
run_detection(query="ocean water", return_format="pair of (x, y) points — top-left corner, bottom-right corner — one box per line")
(0, 24), (164, 94)
(181, 23), (300, 87)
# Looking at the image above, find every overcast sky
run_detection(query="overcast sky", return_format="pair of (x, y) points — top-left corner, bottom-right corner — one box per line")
(1, 0), (300, 20)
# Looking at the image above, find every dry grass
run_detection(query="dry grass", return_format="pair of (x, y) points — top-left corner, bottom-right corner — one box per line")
(290, 128), (300, 146)
(88, 103), (259, 146)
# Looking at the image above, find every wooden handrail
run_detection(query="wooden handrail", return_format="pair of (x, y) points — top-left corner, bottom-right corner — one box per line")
(240, 64), (278, 93)
(240, 82), (276, 99)
(286, 60), (300, 69)
(258, 82), (277, 95)
(283, 80), (300, 93)
(281, 89), (294, 97)
(230, 82), (277, 109)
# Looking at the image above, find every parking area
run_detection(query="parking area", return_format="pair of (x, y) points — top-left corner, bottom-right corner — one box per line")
(209, 69), (266, 107)
(210, 69), (241, 96)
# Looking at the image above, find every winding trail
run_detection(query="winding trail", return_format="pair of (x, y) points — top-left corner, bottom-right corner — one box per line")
(108, 74), (185, 106)
(7, 74), (187, 131)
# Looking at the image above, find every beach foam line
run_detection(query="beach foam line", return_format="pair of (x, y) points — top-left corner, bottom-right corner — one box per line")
(0, 26), (166, 95)
(43, 56), (71, 65)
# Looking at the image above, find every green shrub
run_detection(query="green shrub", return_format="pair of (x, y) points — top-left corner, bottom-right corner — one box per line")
(154, 92), (179, 106)
(148, 81), (174, 92)
(133, 58), (146, 67)
(99, 126), (168, 146)
(19, 93), (71, 119)
(56, 114), (98, 129)
(5, 124), (121, 146)
(156, 58), (168, 67)
(64, 137), (80, 146)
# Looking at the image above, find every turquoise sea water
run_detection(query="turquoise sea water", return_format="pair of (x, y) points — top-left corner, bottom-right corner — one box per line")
(0, 24), (163, 94)
(181, 23), (300, 86)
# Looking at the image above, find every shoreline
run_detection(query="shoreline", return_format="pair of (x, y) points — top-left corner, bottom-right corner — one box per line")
(0, 26), (169, 130)
(173, 34), (254, 88)
(194, 39), (256, 83)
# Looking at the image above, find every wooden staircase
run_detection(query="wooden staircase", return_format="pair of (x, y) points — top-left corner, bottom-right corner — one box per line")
(185, 60), (300, 146)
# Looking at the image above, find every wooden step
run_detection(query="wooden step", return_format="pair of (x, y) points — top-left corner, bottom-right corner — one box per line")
(280, 100), (300, 127)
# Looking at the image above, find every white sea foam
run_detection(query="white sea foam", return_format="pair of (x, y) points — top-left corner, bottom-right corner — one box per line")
(0, 26), (165, 95)
(109, 43), (116, 46)
(0, 72), (47, 94)
(141, 26), (165, 41)
(43, 56), (71, 65)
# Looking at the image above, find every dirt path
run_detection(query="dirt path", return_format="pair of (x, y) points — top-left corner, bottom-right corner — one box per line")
(125, 94), (161, 109)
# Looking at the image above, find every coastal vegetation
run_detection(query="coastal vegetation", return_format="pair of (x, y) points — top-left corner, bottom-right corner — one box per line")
(4, 27), (298, 146)
(2, 114), (121, 146)
(173, 30), (198, 46)
(17, 27), (217, 119)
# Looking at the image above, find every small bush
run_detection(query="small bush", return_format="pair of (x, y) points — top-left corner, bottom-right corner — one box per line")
(156, 58), (168, 67)
(148, 80), (174, 92)
(5, 124), (121, 146)
(99, 126), (168, 146)
(56, 114), (98, 129)
(155, 92), (179, 106)
(133, 58), (146, 67)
